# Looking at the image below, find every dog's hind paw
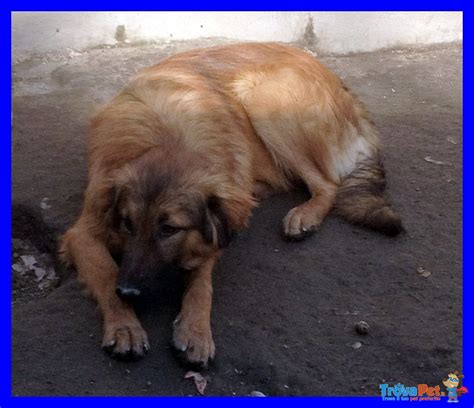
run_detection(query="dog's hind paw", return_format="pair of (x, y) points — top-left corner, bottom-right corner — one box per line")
(282, 205), (321, 241)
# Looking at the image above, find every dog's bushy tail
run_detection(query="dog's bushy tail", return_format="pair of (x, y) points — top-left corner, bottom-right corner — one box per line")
(333, 155), (404, 236)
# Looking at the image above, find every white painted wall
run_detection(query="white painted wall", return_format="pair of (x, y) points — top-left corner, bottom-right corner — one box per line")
(12, 12), (462, 61)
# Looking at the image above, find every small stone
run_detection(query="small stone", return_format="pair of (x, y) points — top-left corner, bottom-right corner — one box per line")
(40, 197), (51, 210)
(146, 381), (152, 387)
(355, 321), (370, 335)
(68, 50), (82, 59)
(283, 384), (289, 389)
(417, 267), (431, 278)
(352, 341), (362, 350)
(250, 391), (266, 397)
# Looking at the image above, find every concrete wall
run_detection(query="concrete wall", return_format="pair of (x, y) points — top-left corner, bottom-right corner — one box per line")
(12, 12), (462, 60)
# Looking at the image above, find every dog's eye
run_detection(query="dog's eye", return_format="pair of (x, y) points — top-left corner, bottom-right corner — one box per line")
(159, 224), (180, 238)
(121, 217), (133, 234)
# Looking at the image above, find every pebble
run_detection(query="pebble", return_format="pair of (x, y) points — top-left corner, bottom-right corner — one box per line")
(250, 391), (266, 397)
(417, 266), (431, 278)
(352, 341), (362, 350)
(40, 197), (51, 210)
(355, 321), (370, 335)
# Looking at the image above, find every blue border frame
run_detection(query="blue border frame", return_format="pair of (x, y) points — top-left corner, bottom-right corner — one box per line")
(3, 2), (470, 407)
(2, 1), (468, 11)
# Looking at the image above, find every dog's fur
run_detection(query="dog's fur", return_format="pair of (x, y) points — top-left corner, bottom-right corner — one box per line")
(60, 42), (403, 365)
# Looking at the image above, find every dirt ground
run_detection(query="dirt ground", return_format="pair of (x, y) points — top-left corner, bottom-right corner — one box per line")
(11, 39), (462, 396)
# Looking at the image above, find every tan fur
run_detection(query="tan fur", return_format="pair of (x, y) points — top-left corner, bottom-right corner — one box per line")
(60, 42), (401, 365)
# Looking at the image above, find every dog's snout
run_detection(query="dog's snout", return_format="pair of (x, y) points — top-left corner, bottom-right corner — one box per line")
(116, 286), (141, 299)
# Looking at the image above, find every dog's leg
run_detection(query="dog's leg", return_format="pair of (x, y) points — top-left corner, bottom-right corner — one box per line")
(283, 165), (337, 240)
(173, 254), (218, 366)
(62, 219), (149, 359)
(253, 181), (275, 201)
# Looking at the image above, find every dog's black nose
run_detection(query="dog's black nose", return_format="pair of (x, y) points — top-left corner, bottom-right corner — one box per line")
(116, 286), (141, 299)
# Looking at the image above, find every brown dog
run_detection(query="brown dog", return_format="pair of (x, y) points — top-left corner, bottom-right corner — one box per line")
(60, 42), (402, 366)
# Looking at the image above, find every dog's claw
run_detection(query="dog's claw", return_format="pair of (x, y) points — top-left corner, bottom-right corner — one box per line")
(104, 339), (116, 348)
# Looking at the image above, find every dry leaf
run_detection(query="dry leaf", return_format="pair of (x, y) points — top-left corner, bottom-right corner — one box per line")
(33, 266), (47, 282)
(12, 262), (26, 274)
(184, 371), (207, 395)
(20, 255), (37, 270)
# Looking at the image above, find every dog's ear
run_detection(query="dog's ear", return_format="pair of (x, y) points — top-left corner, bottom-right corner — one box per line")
(105, 167), (133, 227)
(104, 184), (124, 229)
(108, 185), (121, 228)
(201, 196), (232, 249)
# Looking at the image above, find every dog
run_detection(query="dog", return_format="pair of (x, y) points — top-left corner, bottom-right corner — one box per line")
(60, 42), (403, 366)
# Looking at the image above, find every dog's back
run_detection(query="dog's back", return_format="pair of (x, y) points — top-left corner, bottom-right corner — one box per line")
(90, 42), (402, 236)
(125, 43), (402, 235)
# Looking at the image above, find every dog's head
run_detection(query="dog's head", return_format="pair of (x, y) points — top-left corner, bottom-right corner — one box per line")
(107, 148), (238, 298)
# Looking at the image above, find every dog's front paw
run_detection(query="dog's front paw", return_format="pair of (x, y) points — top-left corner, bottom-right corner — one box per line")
(172, 314), (215, 367)
(282, 205), (321, 241)
(102, 317), (150, 360)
